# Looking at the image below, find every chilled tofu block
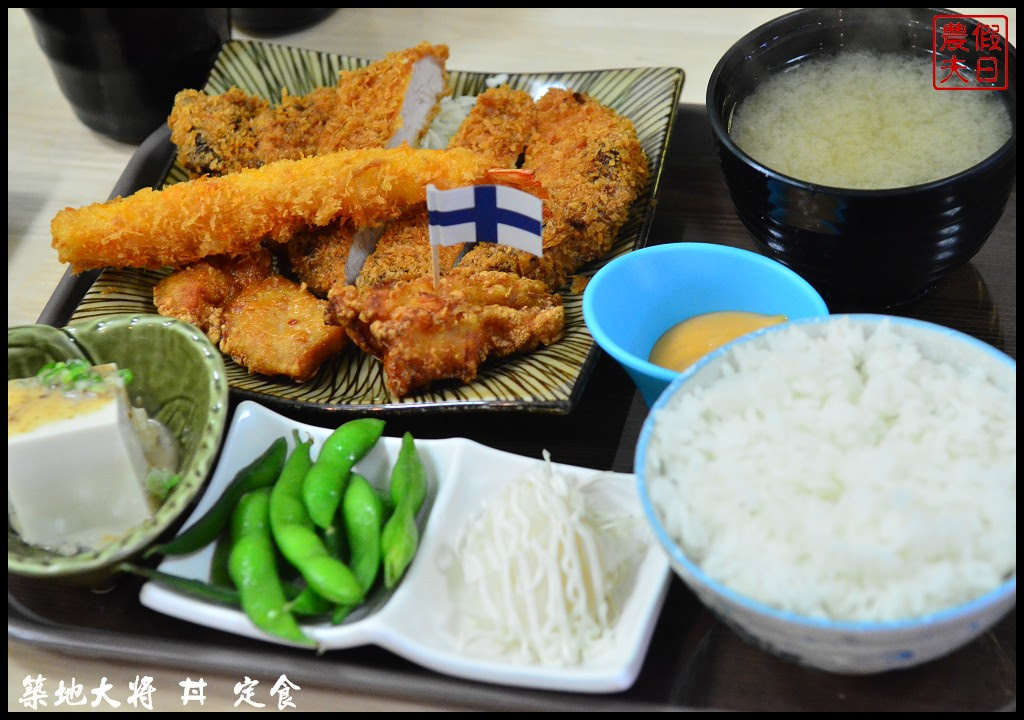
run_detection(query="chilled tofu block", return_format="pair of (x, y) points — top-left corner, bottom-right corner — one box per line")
(8, 371), (153, 553)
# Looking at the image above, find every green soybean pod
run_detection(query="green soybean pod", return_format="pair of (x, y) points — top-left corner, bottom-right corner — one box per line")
(330, 472), (384, 624)
(273, 524), (364, 605)
(302, 418), (386, 529)
(228, 488), (315, 648)
(343, 473), (384, 592)
(269, 437), (315, 534)
(208, 531), (233, 589)
(146, 436), (288, 557)
(381, 503), (419, 590)
(389, 432), (427, 513)
(380, 432), (427, 589)
(270, 436), (365, 606)
(287, 585), (332, 617)
(118, 563), (241, 607)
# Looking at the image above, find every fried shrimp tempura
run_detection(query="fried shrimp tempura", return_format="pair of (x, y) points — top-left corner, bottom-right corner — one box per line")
(51, 146), (494, 273)
(327, 269), (564, 398)
(169, 42), (450, 177)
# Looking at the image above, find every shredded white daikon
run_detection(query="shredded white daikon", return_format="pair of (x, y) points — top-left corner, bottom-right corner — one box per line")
(445, 452), (648, 666)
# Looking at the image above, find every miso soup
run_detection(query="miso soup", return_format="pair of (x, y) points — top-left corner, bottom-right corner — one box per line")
(729, 51), (1012, 190)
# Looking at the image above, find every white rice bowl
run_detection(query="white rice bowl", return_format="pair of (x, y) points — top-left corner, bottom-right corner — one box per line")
(636, 314), (1016, 674)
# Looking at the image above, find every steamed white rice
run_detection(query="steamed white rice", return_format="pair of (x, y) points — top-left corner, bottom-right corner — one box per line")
(645, 316), (1016, 622)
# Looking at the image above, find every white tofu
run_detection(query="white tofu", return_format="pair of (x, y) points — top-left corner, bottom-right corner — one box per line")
(8, 376), (153, 552)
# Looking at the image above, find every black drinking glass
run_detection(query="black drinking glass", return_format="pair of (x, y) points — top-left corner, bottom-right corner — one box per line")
(26, 8), (231, 144)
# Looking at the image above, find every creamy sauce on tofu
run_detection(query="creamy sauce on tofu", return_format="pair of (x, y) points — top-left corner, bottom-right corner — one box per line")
(8, 381), (115, 435)
(649, 311), (787, 372)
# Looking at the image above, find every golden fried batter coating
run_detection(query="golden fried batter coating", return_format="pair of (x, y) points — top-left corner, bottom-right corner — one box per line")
(352, 85), (538, 289)
(353, 207), (461, 289)
(169, 42), (450, 177)
(449, 84), (537, 166)
(52, 146), (494, 273)
(168, 87), (269, 176)
(457, 89), (649, 290)
(152, 249), (274, 343)
(284, 220), (357, 298)
(327, 269), (564, 398)
(220, 274), (347, 382)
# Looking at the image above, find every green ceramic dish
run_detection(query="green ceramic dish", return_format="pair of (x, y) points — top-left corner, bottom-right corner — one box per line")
(8, 314), (229, 581)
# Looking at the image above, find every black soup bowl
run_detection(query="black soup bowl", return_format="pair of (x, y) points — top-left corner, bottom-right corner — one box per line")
(707, 8), (1016, 309)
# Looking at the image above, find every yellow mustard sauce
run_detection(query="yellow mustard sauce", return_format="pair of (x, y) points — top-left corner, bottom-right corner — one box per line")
(7, 379), (114, 436)
(649, 311), (788, 373)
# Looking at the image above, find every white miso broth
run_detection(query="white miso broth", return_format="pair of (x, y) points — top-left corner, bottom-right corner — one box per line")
(728, 51), (1013, 190)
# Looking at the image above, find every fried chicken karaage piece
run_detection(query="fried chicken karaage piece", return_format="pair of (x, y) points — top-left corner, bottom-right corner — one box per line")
(152, 249), (274, 343)
(52, 146), (495, 273)
(169, 42), (450, 177)
(327, 269), (563, 398)
(220, 274), (347, 382)
(154, 249), (345, 381)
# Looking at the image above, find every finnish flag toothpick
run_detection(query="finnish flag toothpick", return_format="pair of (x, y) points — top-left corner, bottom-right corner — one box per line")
(426, 184), (544, 257)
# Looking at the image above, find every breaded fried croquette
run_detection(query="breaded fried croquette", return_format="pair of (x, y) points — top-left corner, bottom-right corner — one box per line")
(457, 89), (649, 290)
(168, 87), (269, 176)
(51, 145), (495, 273)
(328, 269), (564, 398)
(169, 42), (450, 177)
(220, 274), (347, 382)
(448, 85), (537, 166)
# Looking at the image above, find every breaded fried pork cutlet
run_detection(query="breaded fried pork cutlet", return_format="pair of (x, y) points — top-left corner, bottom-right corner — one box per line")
(169, 42), (450, 177)
(456, 88), (650, 290)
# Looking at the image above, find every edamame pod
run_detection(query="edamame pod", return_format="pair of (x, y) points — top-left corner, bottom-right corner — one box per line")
(118, 563), (241, 606)
(228, 488), (316, 647)
(271, 437), (365, 606)
(287, 585), (332, 617)
(381, 503), (419, 590)
(302, 418), (386, 529)
(389, 432), (427, 513)
(343, 473), (384, 592)
(330, 473), (385, 623)
(147, 436), (288, 557)
(380, 432), (428, 589)
(273, 524), (364, 605)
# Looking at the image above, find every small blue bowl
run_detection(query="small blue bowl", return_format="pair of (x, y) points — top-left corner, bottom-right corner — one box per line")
(582, 242), (828, 406)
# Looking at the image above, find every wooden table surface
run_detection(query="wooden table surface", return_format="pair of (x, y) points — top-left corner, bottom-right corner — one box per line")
(8, 8), (1016, 712)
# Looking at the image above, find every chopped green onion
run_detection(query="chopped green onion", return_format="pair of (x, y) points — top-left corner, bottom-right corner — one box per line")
(36, 359), (133, 393)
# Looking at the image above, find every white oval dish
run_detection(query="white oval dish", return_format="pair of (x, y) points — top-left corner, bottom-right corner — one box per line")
(139, 400), (670, 693)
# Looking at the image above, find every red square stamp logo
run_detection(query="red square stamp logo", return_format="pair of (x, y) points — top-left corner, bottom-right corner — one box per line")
(932, 14), (1010, 90)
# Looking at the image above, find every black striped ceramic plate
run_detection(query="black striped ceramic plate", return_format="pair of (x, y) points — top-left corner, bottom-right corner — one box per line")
(69, 40), (684, 414)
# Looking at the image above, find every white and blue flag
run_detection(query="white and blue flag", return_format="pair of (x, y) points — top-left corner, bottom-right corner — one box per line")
(426, 183), (544, 257)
